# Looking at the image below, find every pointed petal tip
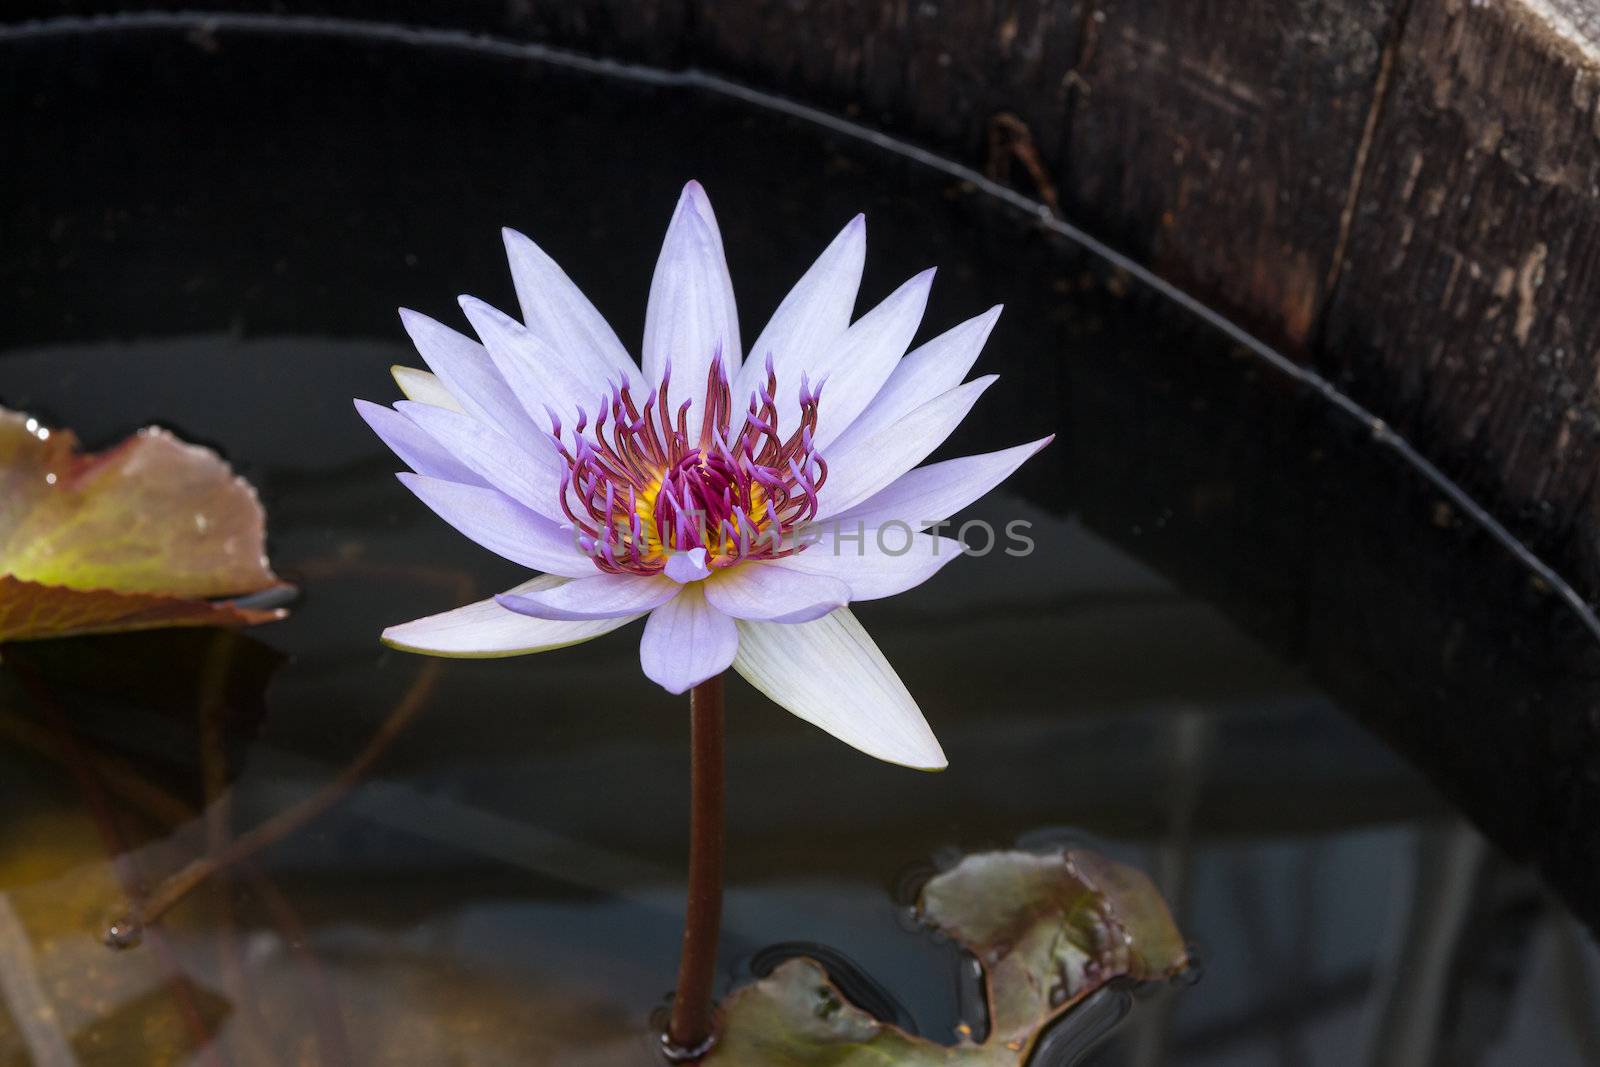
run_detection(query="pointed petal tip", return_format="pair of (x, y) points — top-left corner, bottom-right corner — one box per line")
(456, 294), (518, 335)
(894, 734), (950, 771)
(876, 731), (949, 772)
(664, 547), (712, 584)
(500, 225), (545, 260)
(677, 179), (715, 219)
(834, 213), (867, 244)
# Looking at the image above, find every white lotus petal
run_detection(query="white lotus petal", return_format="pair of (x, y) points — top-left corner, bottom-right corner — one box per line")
(396, 474), (592, 577)
(391, 365), (464, 412)
(816, 376), (998, 520)
(829, 437), (1054, 530)
(355, 399), (485, 486)
(398, 400), (565, 520)
(829, 305), (1001, 452)
(808, 268), (934, 448)
(775, 530), (963, 601)
(399, 308), (540, 442)
(733, 608), (945, 770)
(502, 226), (644, 391)
(738, 214), (865, 419)
(702, 562), (850, 622)
(459, 296), (600, 429)
(639, 584), (738, 694)
(643, 181), (741, 414)
(664, 547), (712, 584)
(499, 572), (678, 621)
(382, 574), (638, 658)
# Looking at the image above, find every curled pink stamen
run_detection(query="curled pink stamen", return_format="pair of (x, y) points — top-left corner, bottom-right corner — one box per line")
(558, 354), (828, 575)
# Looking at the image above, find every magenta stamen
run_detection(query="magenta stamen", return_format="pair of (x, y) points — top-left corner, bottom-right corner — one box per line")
(556, 352), (830, 576)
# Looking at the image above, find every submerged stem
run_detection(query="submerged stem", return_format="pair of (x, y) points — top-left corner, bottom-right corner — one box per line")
(114, 656), (443, 934)
(665, 674), (726, 1060)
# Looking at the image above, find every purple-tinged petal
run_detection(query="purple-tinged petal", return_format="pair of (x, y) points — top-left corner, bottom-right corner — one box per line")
(397, 399), (565, 520)
(383, 575), (639, 658)
(828, 305), (1001, 452)
(459, 296), (601, 430)
(702, 562), (851, 622)
(829, 436), (1054, 531)
(807, 268), (935, 449)
(639, 584), (738, 694)
(355, 399), (486, 486)
(399, 308), (542, 443)
(664, 546), (712, 584)
(501, 226), (645, 392)
(643, 181), (741, 414)
(396, 473), (594, 577)
(815, 376), (998, 520)
(775, 530), (962, 601)
(736, 214), (865, 425)
(391, 365), (463, 412)
(498, 572), (678, 621)
(732, 608), (946, 770)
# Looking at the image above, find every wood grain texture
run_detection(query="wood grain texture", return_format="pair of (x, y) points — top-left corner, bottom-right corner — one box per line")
(1064, 0), (1398, 350)
(693, 0), (1087, 165)
(1318, 0), (1600, 595)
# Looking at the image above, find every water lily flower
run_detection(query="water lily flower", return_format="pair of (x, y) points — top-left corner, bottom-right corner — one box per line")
(358, 181), (1049, 771)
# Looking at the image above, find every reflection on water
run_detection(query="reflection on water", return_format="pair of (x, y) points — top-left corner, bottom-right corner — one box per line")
(2, 14), (1599, 1067)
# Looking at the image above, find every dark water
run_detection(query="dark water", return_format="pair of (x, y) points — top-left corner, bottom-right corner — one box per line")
(2, 14), (1599, 1066)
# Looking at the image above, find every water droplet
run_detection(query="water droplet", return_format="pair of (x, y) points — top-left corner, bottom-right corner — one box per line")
(103, 918), (143, 950)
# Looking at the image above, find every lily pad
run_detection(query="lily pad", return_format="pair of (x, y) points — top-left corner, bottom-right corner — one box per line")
(0, 408), (286, 641)
(706, 849), (1188, 1065)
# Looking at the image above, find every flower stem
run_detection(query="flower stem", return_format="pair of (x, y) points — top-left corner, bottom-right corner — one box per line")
(666, 674), (726, 1059)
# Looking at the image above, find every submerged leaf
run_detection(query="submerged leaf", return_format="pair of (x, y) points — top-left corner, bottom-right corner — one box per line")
(707, 849), (1188, 1066)
(921, 850), (1188, 1051)
(0, 408), (286, 641)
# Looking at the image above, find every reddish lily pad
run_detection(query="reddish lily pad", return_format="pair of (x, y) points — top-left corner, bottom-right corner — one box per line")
(0, 408), (286, 641)
(705, 849), (1188, 1066)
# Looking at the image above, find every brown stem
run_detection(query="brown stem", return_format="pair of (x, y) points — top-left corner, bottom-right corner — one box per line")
(665, 674), (726, 1060)
(122, 657), (443, 930)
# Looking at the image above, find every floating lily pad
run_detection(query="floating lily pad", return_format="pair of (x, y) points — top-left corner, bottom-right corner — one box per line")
(706, 849), (1188, 1065)
(0, 408), (286, 641)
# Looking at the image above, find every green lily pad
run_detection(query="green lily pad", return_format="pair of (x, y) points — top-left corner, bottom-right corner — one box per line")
(0, 408), (286, 641)
(706, 849), (1188, 1065)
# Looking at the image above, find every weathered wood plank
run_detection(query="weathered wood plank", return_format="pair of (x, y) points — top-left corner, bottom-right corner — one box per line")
(691, 1), (1087, 166)
(1318, 0), (1600, 595)
(1064, 0), (1399, 350)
